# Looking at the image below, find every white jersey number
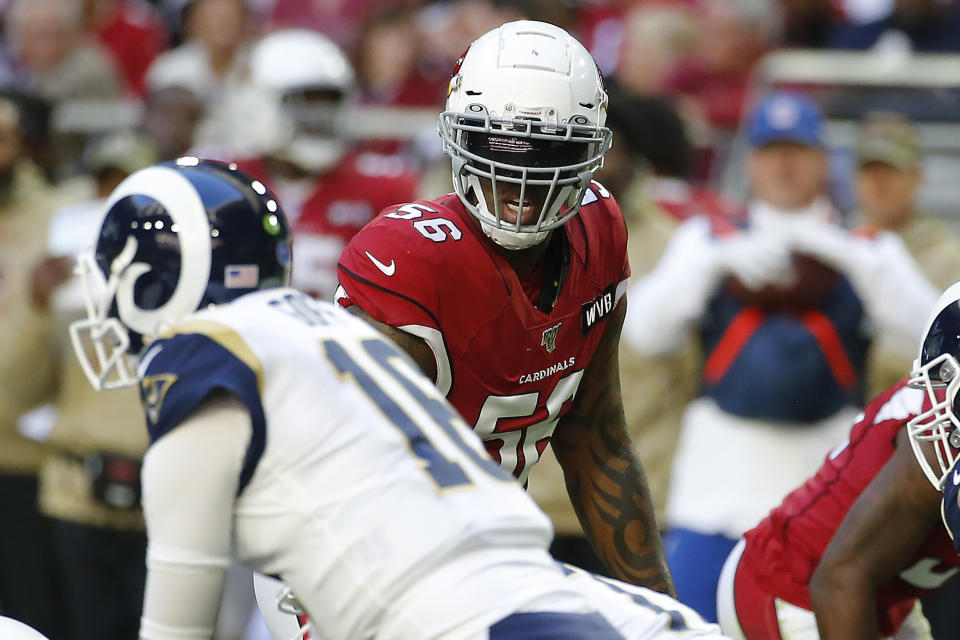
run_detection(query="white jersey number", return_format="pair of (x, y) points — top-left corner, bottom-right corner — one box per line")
(385, 203), (462, 242)
(898, 557), (959, 590)
(323, 337), (507, 489)
(475, 370), (585, 482)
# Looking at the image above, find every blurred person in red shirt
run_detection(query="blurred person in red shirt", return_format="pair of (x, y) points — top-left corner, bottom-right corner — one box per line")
(1, 0), (122, 103)
(266, 0), (398, 51)
(663, 0), (774, 132)
(81, 0), (168, 98)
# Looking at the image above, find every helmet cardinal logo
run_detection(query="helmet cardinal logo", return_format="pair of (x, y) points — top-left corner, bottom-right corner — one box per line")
(541, 323), (561, 353)
(448, 46), (470, 96)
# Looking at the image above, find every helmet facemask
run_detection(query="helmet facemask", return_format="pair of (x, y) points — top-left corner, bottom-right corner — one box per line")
(69, 245), (140, 391)
(274, 86), (350, 174)
(439, 108), (611, 250)
(908, 352), (960, 490)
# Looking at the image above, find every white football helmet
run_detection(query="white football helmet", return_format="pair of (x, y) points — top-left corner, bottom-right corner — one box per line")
(908, 281), (960, 489)
(247, 29), (355, 173)
(438, 20), (612, 250)
(0, 617), (50, 640)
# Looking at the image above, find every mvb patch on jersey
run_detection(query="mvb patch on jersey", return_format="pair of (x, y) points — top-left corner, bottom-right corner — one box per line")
(581, 283), (616, 334)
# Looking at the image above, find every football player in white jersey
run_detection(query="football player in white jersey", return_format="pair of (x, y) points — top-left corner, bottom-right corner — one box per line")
(70, 159), (727, 640)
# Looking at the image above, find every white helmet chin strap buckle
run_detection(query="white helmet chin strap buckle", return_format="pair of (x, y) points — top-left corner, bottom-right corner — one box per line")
(69, 241), (140, 391)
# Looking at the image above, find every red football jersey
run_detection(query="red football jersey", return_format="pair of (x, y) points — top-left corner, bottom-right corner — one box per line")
(336, 183), (630, 484)
(236, 152), (418, 299)
(739, 378), (960, 636)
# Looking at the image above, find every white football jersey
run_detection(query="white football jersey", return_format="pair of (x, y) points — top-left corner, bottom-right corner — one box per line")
(139, 288), (602, 639)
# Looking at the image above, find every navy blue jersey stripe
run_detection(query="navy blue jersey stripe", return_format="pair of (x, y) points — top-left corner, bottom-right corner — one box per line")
(140, 333), (266, 494)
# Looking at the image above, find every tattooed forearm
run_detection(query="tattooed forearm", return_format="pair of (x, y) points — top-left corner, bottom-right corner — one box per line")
(553, 365), (675, 595)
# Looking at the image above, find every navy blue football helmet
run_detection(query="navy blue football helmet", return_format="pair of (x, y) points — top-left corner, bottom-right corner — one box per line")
(908, 281), (960, 489)
(70, 158), (292, 390)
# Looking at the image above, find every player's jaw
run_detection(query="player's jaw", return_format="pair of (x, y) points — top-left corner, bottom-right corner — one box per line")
(481, 180), (549, 227)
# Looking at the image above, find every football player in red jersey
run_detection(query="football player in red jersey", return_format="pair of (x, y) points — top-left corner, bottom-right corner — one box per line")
(714, 287), (960, 640)
(234, 29), (418, 300)
(335, 20), (674, 594)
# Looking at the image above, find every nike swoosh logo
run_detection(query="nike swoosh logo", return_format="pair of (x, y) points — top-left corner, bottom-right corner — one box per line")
(365, 251), (396, 276)
(953, 467), (960, 486)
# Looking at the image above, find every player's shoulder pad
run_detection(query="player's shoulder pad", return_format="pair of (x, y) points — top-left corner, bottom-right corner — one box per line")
(577, 181), (629, 278)
(139, 319), (266, 492)
(339, 195), (468, 302)
(580, 181), (626, 237)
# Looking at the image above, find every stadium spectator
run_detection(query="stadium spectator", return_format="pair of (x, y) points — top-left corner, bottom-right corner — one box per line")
(145, 0), (253, 152)
(83, 0), (168, 97)
(266, 0), (395, 50)
(1, 0), (122, 104)
(609, 3), (698, 98)
(663, 0), (775, 132)
(354, 5), (447, 109)
(0, 94), (67, 639)
(140, 84), (205, 161)
(854, 112), (960, 397)
(829, 0), (960, 53)
(623, 91), (938, 621)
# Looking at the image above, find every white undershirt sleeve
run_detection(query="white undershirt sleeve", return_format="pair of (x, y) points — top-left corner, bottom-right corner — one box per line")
(844, 231), (939, 354)
(139, 395), (252, 640)
(624, 217), (721, 355)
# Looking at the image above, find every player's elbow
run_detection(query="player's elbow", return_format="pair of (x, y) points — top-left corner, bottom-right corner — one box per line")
(809, 559), (871, 614)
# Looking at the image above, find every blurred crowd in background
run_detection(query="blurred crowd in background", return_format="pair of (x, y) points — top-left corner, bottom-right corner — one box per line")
(4, 0), (960, 638)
